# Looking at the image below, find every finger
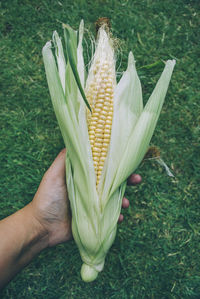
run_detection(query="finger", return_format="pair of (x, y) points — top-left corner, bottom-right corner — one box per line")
(118, 214), (124, 223)
(47, 148), (67, 179)
(127, 174), (142, 185)
(122, 197), (129, 208)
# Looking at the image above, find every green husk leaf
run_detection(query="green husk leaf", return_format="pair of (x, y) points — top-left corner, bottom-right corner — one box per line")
(110, 59), (176, 195)
(52, 31), (66, 93)
(77, 20), (85, 87)
(63, 24), (91, 112)
(100, 51), (143, 203)
(42, 41), (97, 212)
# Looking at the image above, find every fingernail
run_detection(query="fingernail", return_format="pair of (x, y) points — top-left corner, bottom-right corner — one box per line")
(127, 174), (142, 185)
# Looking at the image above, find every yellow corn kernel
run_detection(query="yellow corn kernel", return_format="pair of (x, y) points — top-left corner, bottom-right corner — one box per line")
(86, 59), (115, 186)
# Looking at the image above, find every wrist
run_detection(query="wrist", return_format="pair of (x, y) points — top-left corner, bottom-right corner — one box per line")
(20, 203), (49, 252)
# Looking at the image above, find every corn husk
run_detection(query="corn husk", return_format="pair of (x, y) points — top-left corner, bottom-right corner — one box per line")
(42, 20), (175, 282)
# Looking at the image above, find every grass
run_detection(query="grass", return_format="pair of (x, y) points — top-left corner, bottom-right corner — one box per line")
(0, 0), (199, 298)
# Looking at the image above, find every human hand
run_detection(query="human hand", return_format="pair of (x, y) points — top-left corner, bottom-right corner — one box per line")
(0, 149), (141, 289)
(30, 149), (71, 247)
(30, 149), (141, 247)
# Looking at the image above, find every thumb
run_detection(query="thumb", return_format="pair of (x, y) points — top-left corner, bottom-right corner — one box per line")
(46, 148), (67, 179)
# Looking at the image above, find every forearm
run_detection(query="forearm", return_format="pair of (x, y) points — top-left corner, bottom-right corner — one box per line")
(0, 203), (48, 289)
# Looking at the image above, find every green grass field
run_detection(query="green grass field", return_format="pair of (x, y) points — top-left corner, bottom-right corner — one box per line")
(0, 0), (199, 298)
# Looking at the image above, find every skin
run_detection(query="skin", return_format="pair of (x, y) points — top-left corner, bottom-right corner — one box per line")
(0, 149), (141, 289)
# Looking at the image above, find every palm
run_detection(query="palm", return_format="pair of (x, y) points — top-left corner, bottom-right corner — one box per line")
(31, 150), (72, 247)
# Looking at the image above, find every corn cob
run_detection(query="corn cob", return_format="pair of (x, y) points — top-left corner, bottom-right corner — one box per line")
(86, 57), (115, 185)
